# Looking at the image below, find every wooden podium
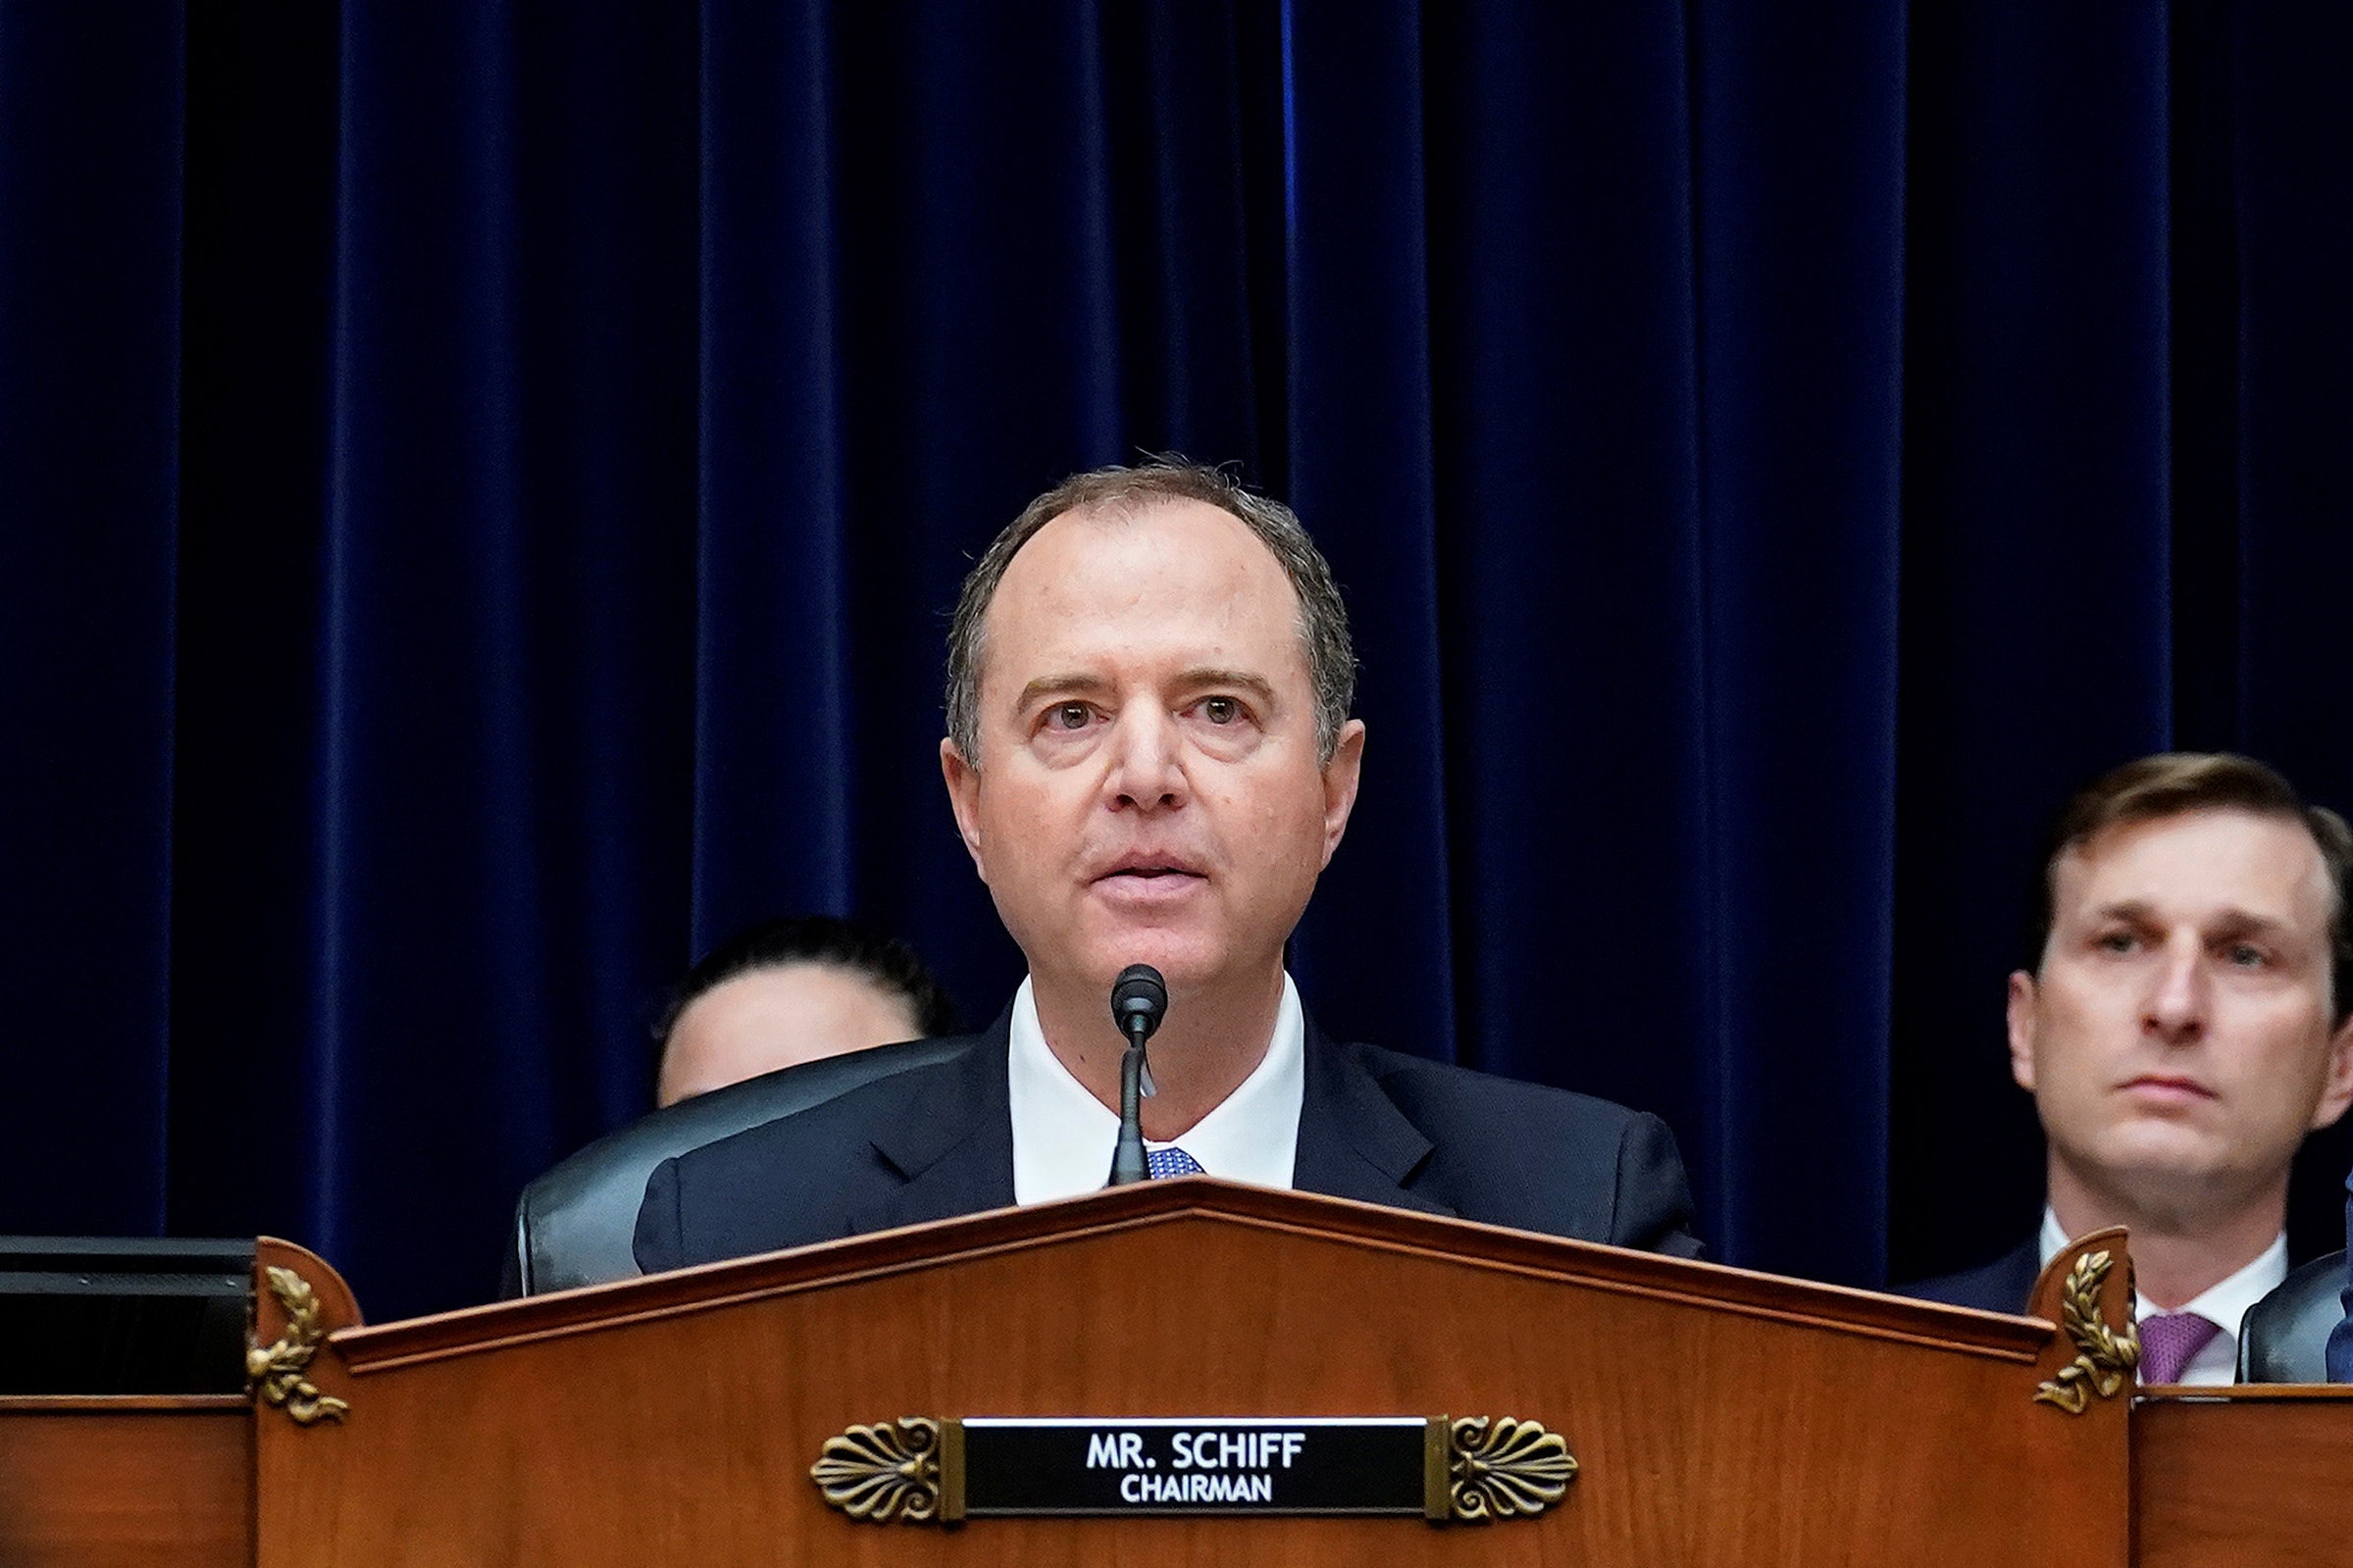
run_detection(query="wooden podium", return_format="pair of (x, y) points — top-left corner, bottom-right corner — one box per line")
(7, 1179), (2347, 1564)
(262, 1179), (2125, 1566)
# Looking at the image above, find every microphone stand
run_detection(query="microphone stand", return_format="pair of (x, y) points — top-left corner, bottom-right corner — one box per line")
(1108, 1020), (1152, 1186)
(1106, 964), (1165, 1187)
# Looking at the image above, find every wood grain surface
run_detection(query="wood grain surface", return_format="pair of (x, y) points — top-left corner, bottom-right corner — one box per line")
(0, 1396), (251, 1568)
(2135, 1387), (2353, 1568)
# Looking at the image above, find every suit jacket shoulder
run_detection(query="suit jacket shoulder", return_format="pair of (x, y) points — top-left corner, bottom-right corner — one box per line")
(1896, 1237), (2039, 1313)
(1322, 1040), (1703, 1258)
(2328, 1187), (2353, 1382)
(634, 1024), (1013, 1275)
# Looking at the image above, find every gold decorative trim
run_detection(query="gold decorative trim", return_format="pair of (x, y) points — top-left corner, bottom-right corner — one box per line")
(811, 1417), (945, 1522)
(245, 1265), (349, 1426)
(1448, 1416), (1576, 1521)
(2033, 1249), (2141, 1413)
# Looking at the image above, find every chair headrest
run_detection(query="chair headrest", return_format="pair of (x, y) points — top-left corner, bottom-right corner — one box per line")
(2236, 1247), (2349, 1383)
(511, 1035), (972, 1295)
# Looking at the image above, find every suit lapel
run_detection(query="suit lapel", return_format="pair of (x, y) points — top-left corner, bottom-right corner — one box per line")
(1291, 1018), (1453, 1218)
(847, 1015), (1018, 1236)
(841, 1010), (1450, 1232)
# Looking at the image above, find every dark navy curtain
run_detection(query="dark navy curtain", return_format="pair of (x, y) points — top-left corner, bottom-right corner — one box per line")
(6, 0), (2349, 1321)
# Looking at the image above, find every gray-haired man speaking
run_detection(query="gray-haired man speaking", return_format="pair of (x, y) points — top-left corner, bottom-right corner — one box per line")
(635, 461), (1702, 1270)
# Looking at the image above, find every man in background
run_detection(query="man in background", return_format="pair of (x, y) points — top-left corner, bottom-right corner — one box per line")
(1909, 754), (2353, 1385)
(653, 915), (958, 1107)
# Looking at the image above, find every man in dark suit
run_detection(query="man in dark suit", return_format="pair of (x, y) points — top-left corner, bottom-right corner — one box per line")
(1906, 755), (2353, 1387)
(636, 461), (1700, 1272)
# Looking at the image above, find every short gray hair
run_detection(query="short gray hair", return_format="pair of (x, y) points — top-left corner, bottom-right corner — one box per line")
(945, 460), (1356, 765)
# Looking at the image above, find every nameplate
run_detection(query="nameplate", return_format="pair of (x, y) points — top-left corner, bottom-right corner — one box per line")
(963, 1416), (1432, 1515)
(811, 1413), (1575, 1525)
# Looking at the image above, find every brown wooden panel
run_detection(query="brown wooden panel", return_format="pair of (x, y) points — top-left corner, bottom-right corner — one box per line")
(0, 1396), (251, 1568)
(2135, 1388), (2353, 1568)
(253, 1186), (2128, 1568)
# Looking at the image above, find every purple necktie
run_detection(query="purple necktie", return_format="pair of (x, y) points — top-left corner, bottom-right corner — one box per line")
(2137, 1311), (2223, 1384)
(1146, 1146), (1205, 1179)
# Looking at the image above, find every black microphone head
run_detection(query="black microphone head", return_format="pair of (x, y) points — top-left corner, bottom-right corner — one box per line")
(1110, 963), (1167, 1041)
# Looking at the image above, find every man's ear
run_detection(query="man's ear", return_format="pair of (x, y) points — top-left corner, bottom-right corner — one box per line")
(2310, 1011), (2353, 1131)
(940, 737), (987, 880)
(2006, 970), (2041, 1093)
(1318, 719), (1366, 868)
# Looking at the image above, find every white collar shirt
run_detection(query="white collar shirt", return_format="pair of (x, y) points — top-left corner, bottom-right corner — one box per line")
(1007, 972), (1304, 1205)
(2038, 1208), (2286, 1387)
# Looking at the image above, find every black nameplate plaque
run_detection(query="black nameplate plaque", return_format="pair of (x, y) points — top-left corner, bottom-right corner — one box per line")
(808, 1413), (1576, 1525)
(956, 1416), (1438, 1516)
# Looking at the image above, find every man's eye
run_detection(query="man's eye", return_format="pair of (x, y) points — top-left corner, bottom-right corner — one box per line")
(2224, 943), (2268, 968)
(1048, 703), (1092, 731)
(2094, 932), (2137, 954)
(1200, 696), (1241, 725)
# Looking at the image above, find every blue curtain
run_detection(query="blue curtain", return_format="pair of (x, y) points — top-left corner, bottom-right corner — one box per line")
(5, 0), (2349, 1321)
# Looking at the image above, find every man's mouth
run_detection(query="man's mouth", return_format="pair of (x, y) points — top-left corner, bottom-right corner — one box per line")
(1093, 857), (1208, 893)
(2119, 1074), (2217, 1103)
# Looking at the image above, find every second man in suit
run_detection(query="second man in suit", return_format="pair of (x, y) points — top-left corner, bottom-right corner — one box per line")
(1910, 753), (2353, 1385)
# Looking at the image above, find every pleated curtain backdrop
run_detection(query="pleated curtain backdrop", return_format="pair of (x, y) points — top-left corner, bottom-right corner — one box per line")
(4, 0), (2349, 1320)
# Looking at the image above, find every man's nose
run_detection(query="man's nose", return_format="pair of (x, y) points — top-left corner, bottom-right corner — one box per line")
(2143, 936), (2209, 1043)
(1102, 705), (1186, 810)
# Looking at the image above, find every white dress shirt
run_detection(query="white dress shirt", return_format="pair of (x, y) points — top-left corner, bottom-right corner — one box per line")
(1007, 973), (1304, 1204)
(2038, 1208), (2286, 1387)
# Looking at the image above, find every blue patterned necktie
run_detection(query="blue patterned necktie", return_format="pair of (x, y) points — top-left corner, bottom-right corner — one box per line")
(1147, 1146), (1205, 1179)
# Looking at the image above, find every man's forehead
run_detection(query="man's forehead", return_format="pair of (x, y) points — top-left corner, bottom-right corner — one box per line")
(1003, 496), (1284, 587)
(980, 498), (1304, 666)
(2053, 807), (2330, 920)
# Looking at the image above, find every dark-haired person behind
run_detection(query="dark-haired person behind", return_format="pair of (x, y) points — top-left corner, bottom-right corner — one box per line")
(1905, 753), (2353, 1387)
(654, 915), (959, 1107)
(634, 460), (1702, 1274)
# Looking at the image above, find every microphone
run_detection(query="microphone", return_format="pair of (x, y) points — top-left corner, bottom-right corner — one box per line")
(1106, 964), (1166, 1187)
(1111, 964), (1166, 1045)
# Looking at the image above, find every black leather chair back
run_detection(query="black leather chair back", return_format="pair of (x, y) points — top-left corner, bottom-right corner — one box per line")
(506, 1036), (970, 1295)
(2236, 1247), (2349, 1383)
